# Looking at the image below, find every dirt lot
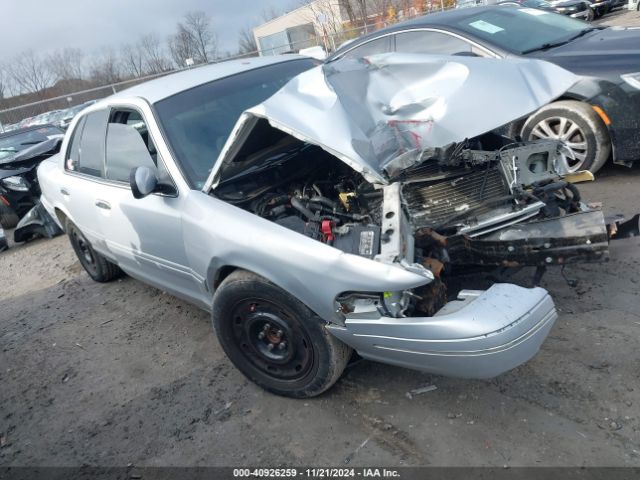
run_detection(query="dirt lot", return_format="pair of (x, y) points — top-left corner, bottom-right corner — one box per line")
(0, 161), (639, 468)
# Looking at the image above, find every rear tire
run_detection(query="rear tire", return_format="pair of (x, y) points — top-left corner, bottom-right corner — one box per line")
(0, 203), (20, 229)
(66, 220), (122, 282)
(521, 100), (611, 174)
(212, 269), (352, 398)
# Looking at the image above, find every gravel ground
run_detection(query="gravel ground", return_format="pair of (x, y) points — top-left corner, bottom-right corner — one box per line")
(1, 161), (639, 467)
(596, 8), (640, 27)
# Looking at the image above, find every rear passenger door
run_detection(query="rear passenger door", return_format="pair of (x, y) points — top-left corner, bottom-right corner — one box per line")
(62, 109), (110, 250)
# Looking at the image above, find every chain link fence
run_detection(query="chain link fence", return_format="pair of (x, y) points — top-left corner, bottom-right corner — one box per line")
(0, 4), (453, 132)
(0, 72), (173, 130)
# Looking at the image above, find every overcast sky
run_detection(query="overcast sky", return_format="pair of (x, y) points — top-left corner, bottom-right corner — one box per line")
(0, 0), (295, 61)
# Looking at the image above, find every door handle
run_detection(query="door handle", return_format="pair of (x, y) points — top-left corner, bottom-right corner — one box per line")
(60, 188), (69, 196)
(95, 200), (111, 210)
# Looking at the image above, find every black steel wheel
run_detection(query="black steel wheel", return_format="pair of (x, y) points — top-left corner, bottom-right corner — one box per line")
(212, 269), (352, 398)
(66, 220), (122, 282)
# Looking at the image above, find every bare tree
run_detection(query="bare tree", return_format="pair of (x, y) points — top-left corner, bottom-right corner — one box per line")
(368, 0), (394, 18)
(184, 11), (218, 63)
(167, 26), (198, 68)
(46, 48), (85, 82)
(140, 34), (171, 74)
(168, 11), (218, 66)
(121, 42), (145, 78)
(237, 25), (258, 55)
(7, 50), (55, 96)
(0, 66), (9, 99)
(89, 48), (122, 85)
(305, 0), (346, 50)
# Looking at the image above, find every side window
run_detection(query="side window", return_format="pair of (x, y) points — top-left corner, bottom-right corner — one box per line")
(66, 110), (109, 177)
(395, 31), (474, 55)
(342, 36), (393, 59)
(65, 116), (86, 171)
(105, 110), (158, 183)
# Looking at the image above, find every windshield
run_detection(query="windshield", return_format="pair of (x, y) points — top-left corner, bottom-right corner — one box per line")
(154, 58), (317, 188)
(0, 126), (63, 161)
(455, 8), (591, 54)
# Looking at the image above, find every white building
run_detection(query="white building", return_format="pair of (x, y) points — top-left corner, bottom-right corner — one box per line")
(253, 1), (350, 55)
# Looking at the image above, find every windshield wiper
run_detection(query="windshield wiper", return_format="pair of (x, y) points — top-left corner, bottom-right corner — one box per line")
(521, 27), (597, 54)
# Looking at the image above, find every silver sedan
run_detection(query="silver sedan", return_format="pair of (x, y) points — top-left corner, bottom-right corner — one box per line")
(38, 54), (615, 397)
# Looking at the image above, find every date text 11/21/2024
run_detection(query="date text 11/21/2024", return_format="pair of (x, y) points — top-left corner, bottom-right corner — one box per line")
(232, 468), (400, 478)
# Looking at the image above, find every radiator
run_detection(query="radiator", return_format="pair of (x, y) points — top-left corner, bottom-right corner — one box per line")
(402, 167), (509, 229)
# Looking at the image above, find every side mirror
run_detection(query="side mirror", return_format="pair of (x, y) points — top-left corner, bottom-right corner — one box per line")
(130, 166), (158, 199)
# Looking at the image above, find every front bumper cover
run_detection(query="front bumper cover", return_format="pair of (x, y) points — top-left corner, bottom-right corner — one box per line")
(13, 201), (63, 243)
(328, 284), (558, 378)
(327, 283), (557, 378)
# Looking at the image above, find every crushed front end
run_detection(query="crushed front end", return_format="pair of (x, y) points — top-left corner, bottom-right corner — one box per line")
(205, 54), (627, 378)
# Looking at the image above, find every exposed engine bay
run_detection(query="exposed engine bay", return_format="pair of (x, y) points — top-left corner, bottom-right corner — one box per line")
(215, 135), (384, 259)
(212, 128), (618, 318)
(207, 54), (640, 325)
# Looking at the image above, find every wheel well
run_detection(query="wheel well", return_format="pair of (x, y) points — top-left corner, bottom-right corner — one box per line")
(213, 265), (239, 290)
(54, 208), (68, 232)
(507, 96), (582, 138)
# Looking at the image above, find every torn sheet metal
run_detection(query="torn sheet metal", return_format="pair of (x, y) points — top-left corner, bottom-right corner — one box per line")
(446, 210), (610, 266)
(207, 53), (577, 190)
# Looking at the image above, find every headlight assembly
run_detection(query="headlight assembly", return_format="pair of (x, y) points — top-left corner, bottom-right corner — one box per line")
(335, 290), (411, 318)
(1, 176), (29, 192)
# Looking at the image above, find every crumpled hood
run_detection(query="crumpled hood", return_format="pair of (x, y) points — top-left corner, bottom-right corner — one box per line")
(0, 136), (62, 169)
(207, 53), (577, 188)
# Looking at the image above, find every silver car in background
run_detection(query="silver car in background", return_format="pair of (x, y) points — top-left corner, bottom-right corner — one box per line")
(38, 54), (620, 397)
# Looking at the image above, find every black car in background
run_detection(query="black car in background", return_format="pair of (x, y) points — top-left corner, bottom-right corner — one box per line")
(0, 125), (64, 228)
(328, 7), (640, 173)
(498, 0), (594, 21)
(57, 100), (98, 130)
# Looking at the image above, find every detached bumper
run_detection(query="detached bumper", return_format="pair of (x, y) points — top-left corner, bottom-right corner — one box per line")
(13, 201), (63, 243)
(328, 283), (557, 378)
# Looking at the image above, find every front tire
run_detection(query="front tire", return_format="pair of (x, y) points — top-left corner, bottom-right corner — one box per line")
(521, 100), (611, 173)
(66, 220), (122, 282)
(212, 270), (352, 398)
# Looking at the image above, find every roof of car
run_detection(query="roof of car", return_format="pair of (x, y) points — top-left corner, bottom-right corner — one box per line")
(329, 6), (505, 59)
(109, 55), (309, 104)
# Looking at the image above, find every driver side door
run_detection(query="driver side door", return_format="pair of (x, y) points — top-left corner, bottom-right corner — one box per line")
(90, 107), (203, 303)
